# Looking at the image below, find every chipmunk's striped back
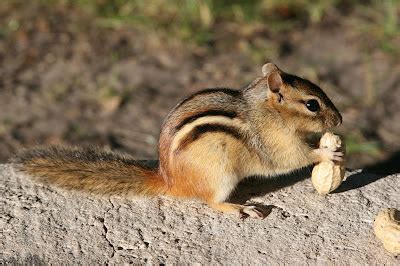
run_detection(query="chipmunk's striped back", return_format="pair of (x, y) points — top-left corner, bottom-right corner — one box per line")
(158, 88), (249, 183)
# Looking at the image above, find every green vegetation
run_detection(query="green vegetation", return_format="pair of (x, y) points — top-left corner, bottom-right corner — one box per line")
(28, 0), (398, 51)
(2, 0), (398, 55)
(345, 134), (381, 156)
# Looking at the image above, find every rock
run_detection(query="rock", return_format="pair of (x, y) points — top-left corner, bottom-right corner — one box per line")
(0, 164), (399, 264)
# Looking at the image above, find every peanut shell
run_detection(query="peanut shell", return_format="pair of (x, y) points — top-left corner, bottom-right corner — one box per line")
(374, 208), (400, 255)
(311, 132), (346, 195)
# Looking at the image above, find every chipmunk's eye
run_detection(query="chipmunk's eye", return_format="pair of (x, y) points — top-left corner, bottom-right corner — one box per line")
(305, 99), (320, 112)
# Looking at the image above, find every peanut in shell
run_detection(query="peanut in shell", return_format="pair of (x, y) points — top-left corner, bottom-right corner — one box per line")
(311, 132), (346, 195)
(374, 208), (400, 255)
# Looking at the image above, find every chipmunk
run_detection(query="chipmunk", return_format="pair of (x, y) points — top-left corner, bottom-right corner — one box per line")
(11, 63), (342, 219)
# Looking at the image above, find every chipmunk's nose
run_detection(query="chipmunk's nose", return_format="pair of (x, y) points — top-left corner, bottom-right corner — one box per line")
(336, 113), (342, 126)
(327, 111), (342, 128)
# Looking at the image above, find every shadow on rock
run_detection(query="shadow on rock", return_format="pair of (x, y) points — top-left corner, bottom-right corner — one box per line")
(229, 166), (313, 204)
(333, 170), (386, 193)
(334, 150), (400, 193)
(365, 150), (400, 175)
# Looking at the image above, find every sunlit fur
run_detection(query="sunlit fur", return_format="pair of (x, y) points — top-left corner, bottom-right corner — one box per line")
(12, 146), (165, 196)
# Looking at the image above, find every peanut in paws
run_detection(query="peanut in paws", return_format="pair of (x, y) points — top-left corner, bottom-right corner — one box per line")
(311, 132), (346, 195)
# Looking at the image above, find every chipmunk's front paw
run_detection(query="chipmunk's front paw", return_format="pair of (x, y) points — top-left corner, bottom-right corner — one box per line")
(314, 147), (343, 163)
(239, 205), (265, 220)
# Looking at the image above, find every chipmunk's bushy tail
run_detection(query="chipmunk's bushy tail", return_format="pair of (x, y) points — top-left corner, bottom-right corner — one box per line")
(10, 146), (166, 197)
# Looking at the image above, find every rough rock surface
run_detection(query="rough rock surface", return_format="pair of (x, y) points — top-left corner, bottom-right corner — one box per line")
(1, 164), (399, 264)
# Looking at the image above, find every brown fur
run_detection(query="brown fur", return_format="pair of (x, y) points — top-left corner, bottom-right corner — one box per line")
(11, 146), (166, 196)
(11, 63), (342, 218)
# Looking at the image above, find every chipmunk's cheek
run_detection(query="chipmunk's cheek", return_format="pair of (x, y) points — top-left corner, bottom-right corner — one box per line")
(308, 118), (325, 132)
(315, 122), (326, 132)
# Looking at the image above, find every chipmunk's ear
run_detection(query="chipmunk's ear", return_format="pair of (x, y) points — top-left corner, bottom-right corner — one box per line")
(267, 72), (283, 93)
(262, 63), (278, 76)
(244, 63), (283, 101)
(262, 63), (283, 92)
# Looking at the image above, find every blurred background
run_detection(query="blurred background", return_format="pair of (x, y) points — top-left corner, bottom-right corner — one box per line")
(0, 0), (399, 172)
